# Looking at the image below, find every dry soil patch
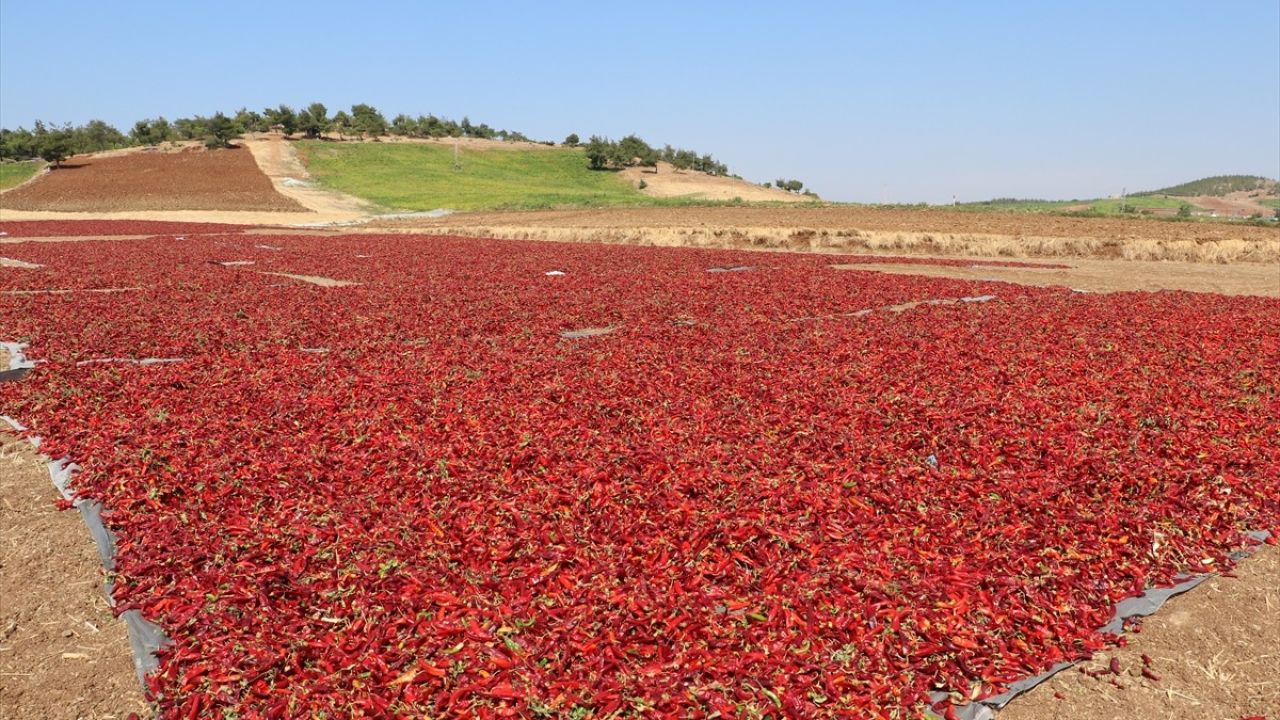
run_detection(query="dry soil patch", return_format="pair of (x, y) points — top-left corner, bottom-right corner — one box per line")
(618, 162), (815, 203)
(372, 206), (1280, 263)
(999, 545), (1280, 720)
(0, 432), (150, 719)
(257, 271), (357, 287)
(836, 259), (1280, 297)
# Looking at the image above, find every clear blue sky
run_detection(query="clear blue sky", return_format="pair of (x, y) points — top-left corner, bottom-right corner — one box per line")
(2, 1), (1277, 203)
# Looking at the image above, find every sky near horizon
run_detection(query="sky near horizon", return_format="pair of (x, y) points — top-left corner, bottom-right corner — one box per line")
(1, 1), (1277, 204)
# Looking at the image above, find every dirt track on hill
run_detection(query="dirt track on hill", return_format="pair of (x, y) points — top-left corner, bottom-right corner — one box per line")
(0, 146), (304, 213)
(240, 136), (372, 220)
(618, 162), (813, 203)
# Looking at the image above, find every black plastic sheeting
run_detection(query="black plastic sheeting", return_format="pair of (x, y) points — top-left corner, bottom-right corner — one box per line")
(930, 528), (1273, 720)
(1, 413), (171, 688)
(1, 341), (35, 383)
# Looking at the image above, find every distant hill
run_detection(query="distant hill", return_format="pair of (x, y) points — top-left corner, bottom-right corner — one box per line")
(1134, 175), (1278, 197)
(294, 139), (812, 211)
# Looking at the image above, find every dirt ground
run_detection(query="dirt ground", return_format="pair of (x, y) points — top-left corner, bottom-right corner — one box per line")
(1189, 191), (1276, 218)
(239, 136), (373, 221)
(836, 258), (1280, 297)
(999, 544), (1279, 720)
(370, 206), (1280, 263)
(369, 205), (1278, 242)
(0, 146), (304, 213)
(618, 162), (814, 203)
(0, 431), (150, 719)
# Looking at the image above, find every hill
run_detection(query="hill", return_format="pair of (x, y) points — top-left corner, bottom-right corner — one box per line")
(294, 139), (809, 211)
(954, 195), (1190, 215)
(1135, 175), (1278, 197)
(0, 145), (302, 212)
(959, 175), (1280, 218)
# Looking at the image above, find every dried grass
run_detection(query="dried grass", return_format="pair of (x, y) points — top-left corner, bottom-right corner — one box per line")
(406, 225), (1280, 264)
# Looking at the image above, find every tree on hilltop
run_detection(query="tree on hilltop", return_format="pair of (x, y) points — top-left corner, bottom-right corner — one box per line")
(234, 108), (267, 133)
(617, 134), (658, 170)
(300, 103), (329, 139)
(131, 118), (175, 146)
(35, 122), (73, 167)
(350, 104), (388, 137)
(204, 113), (240, 149)
(584, 135), (612, 170)
(263, 105), (298, 136)
(331, 110), (352, 139)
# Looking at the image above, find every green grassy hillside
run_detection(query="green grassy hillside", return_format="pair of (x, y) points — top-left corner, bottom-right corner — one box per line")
(1135, 175), (1277, 197)
(0, 160), (43, 190)
(295, 141), (662, 211)
(955, 195), (1190, 215)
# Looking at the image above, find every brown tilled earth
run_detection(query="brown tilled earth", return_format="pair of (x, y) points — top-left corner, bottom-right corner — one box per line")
(0, 146), (303, 213)
(0, 431), (150, 719)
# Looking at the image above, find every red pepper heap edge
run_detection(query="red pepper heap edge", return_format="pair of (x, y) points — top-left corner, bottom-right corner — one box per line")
(1, 225), (1276, 719)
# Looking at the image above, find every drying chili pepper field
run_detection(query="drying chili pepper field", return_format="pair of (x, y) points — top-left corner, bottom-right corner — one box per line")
(1, 221), (1277, 719)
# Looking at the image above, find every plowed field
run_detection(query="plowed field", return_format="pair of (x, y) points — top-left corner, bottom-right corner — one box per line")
(0, 147), (303, 213)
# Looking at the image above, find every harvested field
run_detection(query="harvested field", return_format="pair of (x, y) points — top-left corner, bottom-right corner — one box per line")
(1, 221), (1277, 719)
(0, 147), (304, 213)
(372, 206), (1280, 263)
(837, 258), (1280, 298)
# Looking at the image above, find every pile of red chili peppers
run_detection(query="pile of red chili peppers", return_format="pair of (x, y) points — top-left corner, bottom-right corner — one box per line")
(1, 222), (1276, 718)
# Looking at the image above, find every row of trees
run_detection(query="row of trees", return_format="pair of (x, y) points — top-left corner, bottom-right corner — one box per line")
(0, 120), (131, 165)
(0, 103), (541, 162)
(2, 105), (743, 183)
(581, 134), (730, 176)
(770, 178), (806, 193)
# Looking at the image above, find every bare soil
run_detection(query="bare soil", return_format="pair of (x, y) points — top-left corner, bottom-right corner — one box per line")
(255, 271), (358, 287)
(619, 162), (815, 203)
(368, 206), (1280, 263)
(239, 136), (373, 221)
(0, 432), (150, 719)
(999, 545), (1279, 720)
(0, 146), (304, 213)
(1187, 191), (1276, 218)
(837, 259), (1280, 297)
